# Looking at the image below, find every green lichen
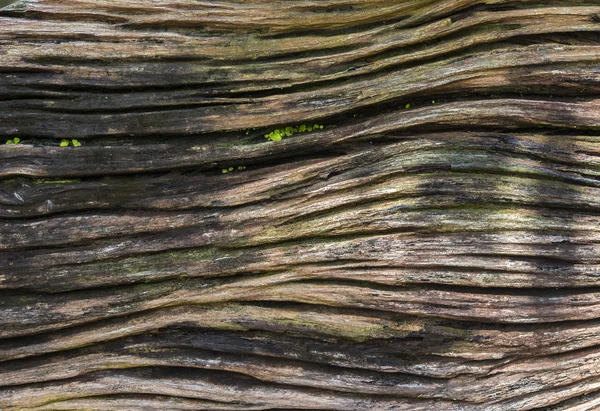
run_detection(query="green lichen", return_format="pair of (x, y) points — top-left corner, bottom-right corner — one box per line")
(59, 139), (82, 147)
(5, 137), (20, 145)
(264, 123), (324, 141)
(222, 165), (246, 174)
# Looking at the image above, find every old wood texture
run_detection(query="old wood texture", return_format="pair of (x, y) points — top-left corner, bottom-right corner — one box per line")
(2, 0), (600, 409)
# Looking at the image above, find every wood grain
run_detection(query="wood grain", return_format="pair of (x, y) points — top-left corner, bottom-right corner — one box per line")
(1, 0), (600, 410)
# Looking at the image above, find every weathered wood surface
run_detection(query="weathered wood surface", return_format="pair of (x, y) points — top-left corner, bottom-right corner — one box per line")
(1, 0), (600, 409)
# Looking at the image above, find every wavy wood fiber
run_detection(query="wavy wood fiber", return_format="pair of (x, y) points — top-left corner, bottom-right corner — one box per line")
(1, 0), (600, 410)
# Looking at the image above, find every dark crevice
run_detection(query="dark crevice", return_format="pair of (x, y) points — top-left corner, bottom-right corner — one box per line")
(285, 278), (600, 298)
(13, 28), (600, 106)
(529, 386), (600, 410)
(7, 100), (238, 114)
(18, 79), (277, 94)
(257, 15), (411, 40)
(0, 10), (130, 24)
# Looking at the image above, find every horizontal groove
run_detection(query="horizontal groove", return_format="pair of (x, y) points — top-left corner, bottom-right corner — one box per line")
(4, 2), (600, 409)
(14, 393), (281, 411)
(259, 15), (410, 39)
(4, 275), (600, 342)
(17, 79), (277, 94)
(16, 100), (241, 114)
(3, 215), (599, 271)
(287, 278), (600, 298)
(1, 125), (599, 181)
(4, 244), (597, 294)
(0, 348), (445, 396)
(2, 301), (600, 369)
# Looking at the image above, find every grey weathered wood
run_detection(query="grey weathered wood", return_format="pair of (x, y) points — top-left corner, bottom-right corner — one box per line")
(2, 0), (600, 410)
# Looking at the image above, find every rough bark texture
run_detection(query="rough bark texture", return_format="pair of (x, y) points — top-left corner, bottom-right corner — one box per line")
(2, 0), (600, 410)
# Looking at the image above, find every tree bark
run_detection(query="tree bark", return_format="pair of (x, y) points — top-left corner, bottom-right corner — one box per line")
(2, 1), (600, 410)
